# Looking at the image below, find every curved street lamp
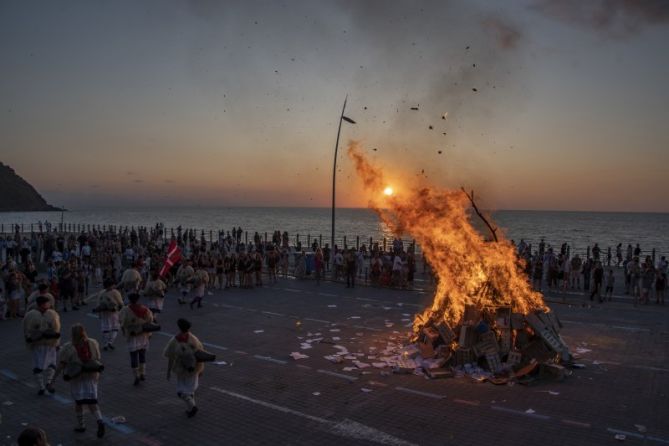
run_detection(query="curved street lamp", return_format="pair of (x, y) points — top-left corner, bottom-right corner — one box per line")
(331, 95), (356, 252)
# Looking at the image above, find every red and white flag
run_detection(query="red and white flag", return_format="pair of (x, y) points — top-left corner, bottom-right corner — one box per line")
(159, 239), (182, 278)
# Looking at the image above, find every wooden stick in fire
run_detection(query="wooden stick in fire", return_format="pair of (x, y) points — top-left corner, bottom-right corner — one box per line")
(460, 187), (499, 243)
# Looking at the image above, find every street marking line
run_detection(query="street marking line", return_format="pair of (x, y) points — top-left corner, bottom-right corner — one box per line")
(453, 399), (479, 406)
(561, 419), (590, 428)
(491, 406), (551, 420)
(284, 288), (302, 293)
(631, 365), (669, 372)
(316, 369), (358, 381)
(210, 387), (417, 446)
(304, 318), (332, 324)
(253, 355), (287, 365)
(50, 393), (72, 404)
(234, 350), (249, 355)
(607, 428), (644, 440)
(262, 311), (285, 317)
(607, 428), (669, 444)
(202, 342), (228, 351)
(394, 387), (445, 399)
(0, 369), (19, 380)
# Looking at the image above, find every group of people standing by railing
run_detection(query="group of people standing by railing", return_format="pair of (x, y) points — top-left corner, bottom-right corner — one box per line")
(514, 238), (666, 305)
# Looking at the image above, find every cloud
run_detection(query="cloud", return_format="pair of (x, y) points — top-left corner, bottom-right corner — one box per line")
(532, 0), (669, 37)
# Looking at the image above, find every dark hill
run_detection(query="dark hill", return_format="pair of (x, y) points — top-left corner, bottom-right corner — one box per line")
(0, 162), (61, 212)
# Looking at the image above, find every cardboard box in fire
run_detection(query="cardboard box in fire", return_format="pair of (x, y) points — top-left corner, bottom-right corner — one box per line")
(458, 325), (477, 348)
(473, 331), (498, 357)
(525, 311), (570, 360)
(435, 321), (456, 344)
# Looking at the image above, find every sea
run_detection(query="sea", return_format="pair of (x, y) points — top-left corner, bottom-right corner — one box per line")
(0, 208), (667, 258)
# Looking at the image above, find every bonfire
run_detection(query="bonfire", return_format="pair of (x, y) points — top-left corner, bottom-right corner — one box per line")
(347, 142), (571, 383)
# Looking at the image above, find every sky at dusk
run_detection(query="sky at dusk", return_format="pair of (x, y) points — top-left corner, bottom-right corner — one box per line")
(1, 0), (668, 212)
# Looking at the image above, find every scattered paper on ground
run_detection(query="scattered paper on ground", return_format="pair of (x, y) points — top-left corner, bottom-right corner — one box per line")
(290, 352), (309, 360)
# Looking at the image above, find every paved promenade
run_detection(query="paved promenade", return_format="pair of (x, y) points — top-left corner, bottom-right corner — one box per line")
(1, 274), (667, 445)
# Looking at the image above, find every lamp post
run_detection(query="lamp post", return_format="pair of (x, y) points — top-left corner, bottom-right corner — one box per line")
(331, 95), (356, 252)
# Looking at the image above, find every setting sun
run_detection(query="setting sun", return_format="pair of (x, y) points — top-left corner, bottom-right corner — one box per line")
(383, 186), (394, 196)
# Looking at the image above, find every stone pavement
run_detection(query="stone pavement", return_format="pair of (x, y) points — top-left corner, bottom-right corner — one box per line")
(1, 273), (667, 446)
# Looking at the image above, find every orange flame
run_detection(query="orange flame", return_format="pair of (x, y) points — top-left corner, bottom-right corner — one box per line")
(347, 141), (547, 333)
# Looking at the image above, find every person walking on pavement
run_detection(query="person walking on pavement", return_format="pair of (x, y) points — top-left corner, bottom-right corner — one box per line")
(23, 296), (61, 395)
(144, 270), (167, 321)
(119, 293), (154, 385)
(55, 324), (105, 438)
(118, 263), (142, 302)
(176, 260), (195, 304)
(88, 278), (124, 351)
(590, 261), (604, 302)
(163, 318), (205, 418)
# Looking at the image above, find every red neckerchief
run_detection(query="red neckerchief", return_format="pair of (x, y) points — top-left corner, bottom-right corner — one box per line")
(175, 332), (189, 343)
(75, 341), (92, 362)
(129, 303), (149, 319)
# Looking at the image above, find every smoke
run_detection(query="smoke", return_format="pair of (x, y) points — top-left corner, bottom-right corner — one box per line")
(338, 1), (526, 195)
(483, 16), (522, 49)
(533, 0), (669, 36)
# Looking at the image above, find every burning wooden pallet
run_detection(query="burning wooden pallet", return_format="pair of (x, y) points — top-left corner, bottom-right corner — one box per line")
(410, 304), (571, 383)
